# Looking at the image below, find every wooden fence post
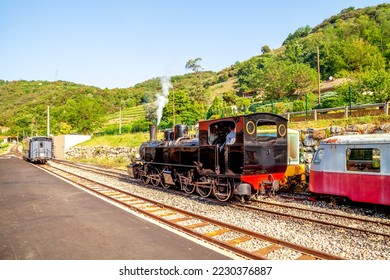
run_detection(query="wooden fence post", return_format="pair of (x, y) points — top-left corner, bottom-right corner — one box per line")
(344, 106), (348, 118)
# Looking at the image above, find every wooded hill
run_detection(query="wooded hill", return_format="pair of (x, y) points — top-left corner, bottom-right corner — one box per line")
(1, 3), (389, 136)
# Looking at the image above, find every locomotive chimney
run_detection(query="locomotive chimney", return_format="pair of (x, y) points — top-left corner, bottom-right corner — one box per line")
(174, 124), (188, 140)
(149, 125), (157, 142)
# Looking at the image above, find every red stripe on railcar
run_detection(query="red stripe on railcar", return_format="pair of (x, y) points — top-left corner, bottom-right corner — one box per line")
(309, 170), (390, 206)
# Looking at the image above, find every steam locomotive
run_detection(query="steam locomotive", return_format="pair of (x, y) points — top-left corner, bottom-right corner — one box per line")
(128, 112), (290, 202)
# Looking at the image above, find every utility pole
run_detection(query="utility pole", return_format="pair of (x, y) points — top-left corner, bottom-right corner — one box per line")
(317, 46), (321, 105)
(172, 92), (175, 126)
(119, 107), (122, 135)
(47, 106), (50, 137)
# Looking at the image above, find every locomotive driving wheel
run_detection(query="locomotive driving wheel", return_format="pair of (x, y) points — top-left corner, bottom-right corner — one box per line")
(140, 165), (150, 184)
(197, 185), (212, 197)
(149, 166), (161, 187)
(181, 170), (196, 194)
(183, 184), (195, 194)
(213, 178), (233, 202)
(196, 177), (213, 198)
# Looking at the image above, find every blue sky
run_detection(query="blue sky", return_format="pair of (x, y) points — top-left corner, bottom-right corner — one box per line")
(0, 0), (387, 89)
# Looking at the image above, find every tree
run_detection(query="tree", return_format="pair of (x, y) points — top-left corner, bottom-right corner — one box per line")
(337, 70), (390, 103)
(283, 25), (312, 45)
(185, 58), (203, 73)
(161, 90), (202, 126)
(143, 103), (157, 124)
(206, 97), (223, 119)
(261, 45), (271, 54)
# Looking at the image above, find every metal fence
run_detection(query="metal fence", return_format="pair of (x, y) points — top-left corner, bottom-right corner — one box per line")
(281, 102), (389, 122)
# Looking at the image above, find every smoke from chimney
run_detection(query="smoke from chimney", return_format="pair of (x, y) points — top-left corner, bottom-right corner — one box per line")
(155, 76), (172, 126)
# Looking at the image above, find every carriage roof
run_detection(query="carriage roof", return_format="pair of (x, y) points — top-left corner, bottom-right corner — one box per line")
(320, 134), (390, 145)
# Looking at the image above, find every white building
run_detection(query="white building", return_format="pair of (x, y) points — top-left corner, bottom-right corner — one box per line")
(53, 134), (91, 160)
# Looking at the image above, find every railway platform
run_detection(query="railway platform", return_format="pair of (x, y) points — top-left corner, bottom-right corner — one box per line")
(0, 156), (231, 260)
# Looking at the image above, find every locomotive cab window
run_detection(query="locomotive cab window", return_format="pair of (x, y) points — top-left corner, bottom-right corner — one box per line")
(256, 120), (278, 142)
(346, 148), (380, 173)
(208, 121), (235, 146)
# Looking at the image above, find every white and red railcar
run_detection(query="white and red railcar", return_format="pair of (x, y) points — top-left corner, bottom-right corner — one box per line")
(309, 134), (390, 206)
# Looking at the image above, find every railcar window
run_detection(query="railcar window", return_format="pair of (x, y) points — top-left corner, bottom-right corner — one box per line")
(346, 148), (380, 173)
(312, 149), (324, 164)
(256, 121), (277, 142)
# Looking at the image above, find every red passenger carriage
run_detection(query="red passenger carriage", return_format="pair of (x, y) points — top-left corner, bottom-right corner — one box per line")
(309, 134), (390, 206)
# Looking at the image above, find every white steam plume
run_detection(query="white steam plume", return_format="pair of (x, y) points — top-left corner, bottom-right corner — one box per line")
(155, 76), (172, 125)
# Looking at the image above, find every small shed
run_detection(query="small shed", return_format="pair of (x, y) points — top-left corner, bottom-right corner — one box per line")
(53, 134), (91, 160)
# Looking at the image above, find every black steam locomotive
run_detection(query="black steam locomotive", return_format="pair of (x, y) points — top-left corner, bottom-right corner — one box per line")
(127, 112), (288, 202)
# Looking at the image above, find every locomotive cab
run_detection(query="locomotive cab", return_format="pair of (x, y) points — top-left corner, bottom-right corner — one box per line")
(198, 113), (288, 198)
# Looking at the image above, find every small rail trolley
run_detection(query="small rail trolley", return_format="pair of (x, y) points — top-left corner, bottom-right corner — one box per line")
(22, 136), (53, 164)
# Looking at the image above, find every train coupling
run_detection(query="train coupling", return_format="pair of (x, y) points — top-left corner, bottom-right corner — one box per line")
(260, 175), (280, 194)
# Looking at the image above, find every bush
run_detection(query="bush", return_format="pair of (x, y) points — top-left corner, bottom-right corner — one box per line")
(293, 100), (305, 112)
(131, 119), (152, 133)
(315, 92), (344, 109)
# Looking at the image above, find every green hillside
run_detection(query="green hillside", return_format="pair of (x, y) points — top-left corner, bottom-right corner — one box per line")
(1, 3), (390, 137)
(104, 105), (146, 125)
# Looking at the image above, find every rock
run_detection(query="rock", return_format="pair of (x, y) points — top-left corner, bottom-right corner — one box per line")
(346, 124), (359, 133)
(65, 146), (134, 160)
(379, 123), (390, 133)
(330, 126), (344, 135)
(359, 124), (376, 134)
(303, 137), (318, 147)
(312, 129), (326, 140)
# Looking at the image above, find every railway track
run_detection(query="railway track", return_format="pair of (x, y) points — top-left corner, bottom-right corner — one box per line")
(233, 200), (390, 238)
(41, 162), (342, 260)
(0, 143), (22, 159)
(52, 159), (390, 239)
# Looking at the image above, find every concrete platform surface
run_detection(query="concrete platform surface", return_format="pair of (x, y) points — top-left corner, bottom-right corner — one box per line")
(0, 156), (231, 260)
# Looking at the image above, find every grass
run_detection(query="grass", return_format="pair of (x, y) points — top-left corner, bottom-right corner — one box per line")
(75, 156), (132, 170)
(0, 143), (9, 154)
(77, 131), (160, 147)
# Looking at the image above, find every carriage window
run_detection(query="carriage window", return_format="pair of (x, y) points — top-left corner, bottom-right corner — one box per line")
(312, 149), (324, 164)
(256, 120), (277, 142)
(346, 148), (380, 173)
(40, 142), (43, 148)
